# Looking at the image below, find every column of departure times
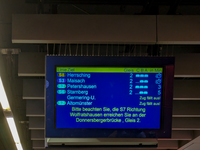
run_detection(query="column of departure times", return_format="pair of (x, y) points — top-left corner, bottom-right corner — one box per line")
(129, 73), (149, 96)
(134, 73), (149, 95)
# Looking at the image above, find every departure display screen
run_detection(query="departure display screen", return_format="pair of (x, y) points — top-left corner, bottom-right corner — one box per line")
(55, 67), (163, 129)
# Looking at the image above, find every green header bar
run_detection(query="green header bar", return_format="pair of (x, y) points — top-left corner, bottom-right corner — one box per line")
(56, 67), (162, 73)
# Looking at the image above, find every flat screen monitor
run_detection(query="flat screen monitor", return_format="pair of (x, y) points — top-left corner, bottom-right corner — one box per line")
(46, 56), (174, 138)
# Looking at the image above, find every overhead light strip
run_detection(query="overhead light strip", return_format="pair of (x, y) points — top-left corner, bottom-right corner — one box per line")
(0, 77), (23, 150)
(0, 77), (10, 110)
(6, 118), (20, 143)
(16, 143), (23, 150)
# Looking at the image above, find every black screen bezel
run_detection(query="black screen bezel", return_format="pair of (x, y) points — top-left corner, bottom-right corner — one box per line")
(46, 56), (174, 138)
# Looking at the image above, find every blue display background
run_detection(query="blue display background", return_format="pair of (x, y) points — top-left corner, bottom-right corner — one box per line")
(56, 71), (162, 129)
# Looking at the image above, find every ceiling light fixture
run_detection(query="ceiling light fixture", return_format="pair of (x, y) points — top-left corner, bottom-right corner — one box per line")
(0, 77), (10, 110)
(16, 143), (23, 150)
(7, 118), (23, 150)
(0, 77), (23, 150)
(6, 118), (20, 144)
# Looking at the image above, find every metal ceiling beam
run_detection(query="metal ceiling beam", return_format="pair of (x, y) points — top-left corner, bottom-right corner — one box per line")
(25, 0), (200, 5)
(178, 136), (200, 150)
(25, 0), (145, 5)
